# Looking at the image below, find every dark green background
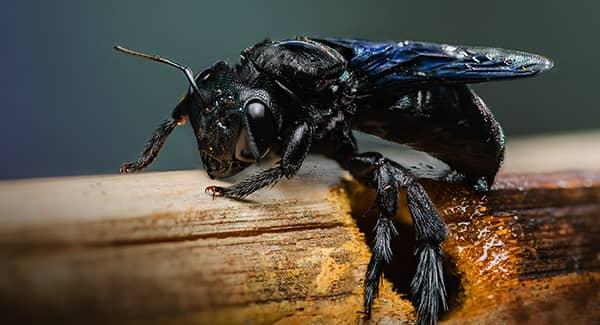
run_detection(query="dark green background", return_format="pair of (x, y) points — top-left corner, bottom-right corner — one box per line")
(1, 1), (598, 179)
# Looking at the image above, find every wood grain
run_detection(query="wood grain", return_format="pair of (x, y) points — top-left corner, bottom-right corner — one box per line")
(0, 134), (599, 324)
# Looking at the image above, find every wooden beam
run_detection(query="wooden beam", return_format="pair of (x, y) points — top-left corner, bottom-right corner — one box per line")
(0, 134), (599, 324)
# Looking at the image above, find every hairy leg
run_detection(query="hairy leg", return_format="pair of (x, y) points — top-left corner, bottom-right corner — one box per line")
(353, 154), (399, 317)
(347, 152), (448, 325)
(206, 122), (312, 199)
(120, 118), (182, 173)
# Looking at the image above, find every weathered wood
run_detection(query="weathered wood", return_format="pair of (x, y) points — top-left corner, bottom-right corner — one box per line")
(347, 172), (600, 324)
(0, 134), (599, 324)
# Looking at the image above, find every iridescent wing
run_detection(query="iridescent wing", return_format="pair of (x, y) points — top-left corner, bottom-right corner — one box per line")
(315, 38), (553, 93)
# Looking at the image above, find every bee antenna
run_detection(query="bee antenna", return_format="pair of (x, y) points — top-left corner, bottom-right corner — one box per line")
(114, 45), (204, 103)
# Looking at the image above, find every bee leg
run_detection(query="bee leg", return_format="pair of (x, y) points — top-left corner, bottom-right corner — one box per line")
(205, 166), (282, 199)
(406, 163), (491, 193)
(206, 122), (312, 199)
(120, 119), (179, 173)
(354, 153), (399, 318)
(347, 152), (447, 325)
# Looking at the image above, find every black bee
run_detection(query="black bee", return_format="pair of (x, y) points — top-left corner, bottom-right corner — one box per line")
(115, 37), (552, 325)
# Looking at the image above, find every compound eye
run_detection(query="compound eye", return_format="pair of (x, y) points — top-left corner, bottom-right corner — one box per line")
(245, 100), (274, 156)
(235, 100), (274, 162)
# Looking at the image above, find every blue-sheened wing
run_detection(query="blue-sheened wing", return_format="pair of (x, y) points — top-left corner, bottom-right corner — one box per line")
(315, 38), (553, 92)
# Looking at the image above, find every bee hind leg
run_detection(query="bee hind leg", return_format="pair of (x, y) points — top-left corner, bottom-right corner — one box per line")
(346, 151), (448, 325)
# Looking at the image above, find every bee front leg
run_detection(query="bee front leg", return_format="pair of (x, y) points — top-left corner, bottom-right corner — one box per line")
(347, 152), (448, 325)
(206, 122), (313, 199)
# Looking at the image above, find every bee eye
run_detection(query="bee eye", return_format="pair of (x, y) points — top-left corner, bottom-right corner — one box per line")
(235, 100), (274, 162)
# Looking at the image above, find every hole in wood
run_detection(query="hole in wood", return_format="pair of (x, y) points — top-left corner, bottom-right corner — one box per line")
(342, 178), (463, 318)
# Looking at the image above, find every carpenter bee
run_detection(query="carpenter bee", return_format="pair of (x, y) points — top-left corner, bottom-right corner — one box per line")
(115, 37), (552, 325)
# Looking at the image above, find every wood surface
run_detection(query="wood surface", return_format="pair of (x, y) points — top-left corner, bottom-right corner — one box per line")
(0, 133), (599, 324)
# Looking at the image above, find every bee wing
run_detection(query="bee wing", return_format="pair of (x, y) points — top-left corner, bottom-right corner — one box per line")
(315, 38), (553, 93)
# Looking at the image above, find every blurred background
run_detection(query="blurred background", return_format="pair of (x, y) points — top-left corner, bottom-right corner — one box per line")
(1, 0), (598, 179)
